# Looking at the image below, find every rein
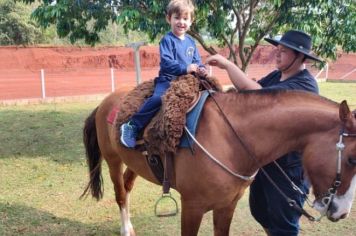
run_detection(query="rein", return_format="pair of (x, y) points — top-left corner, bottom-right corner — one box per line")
(194, 82), (356, 221)
(184, 126), (258, 181)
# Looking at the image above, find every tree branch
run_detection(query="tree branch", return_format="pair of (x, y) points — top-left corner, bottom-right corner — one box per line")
(188, 29), (217, 55)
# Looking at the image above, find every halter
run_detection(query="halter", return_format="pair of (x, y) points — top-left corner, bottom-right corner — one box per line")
(262, 125), (356, 222)
(308, 128), (356, 221)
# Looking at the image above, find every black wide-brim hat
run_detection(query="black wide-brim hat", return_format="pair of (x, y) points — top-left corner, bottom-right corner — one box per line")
(265, 30), (322, 62)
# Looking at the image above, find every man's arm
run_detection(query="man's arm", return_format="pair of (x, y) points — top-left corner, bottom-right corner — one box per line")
(206, 54), (262, 90)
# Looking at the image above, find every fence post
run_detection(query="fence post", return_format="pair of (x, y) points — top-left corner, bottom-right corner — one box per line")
(40, 69), (46, 99)
(126, 41), (147, 85)
(314, 63), (328, 81)
(111, 68), (115, 92)
(340, 68), (356, 80)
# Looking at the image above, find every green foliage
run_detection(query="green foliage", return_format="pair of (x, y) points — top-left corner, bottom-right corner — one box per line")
(20, 0), (356, 70)
(22, 0), (120, 46)
(275, 0), (356, 61)
(0, 0), (44, 45)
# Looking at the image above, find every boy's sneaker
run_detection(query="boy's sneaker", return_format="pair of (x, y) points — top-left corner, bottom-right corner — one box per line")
(120, 121), (138, 148)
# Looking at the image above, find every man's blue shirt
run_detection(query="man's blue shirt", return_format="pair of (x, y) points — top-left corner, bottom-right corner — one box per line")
(258, 69), (319, 93)
(258, 69), (319, 168)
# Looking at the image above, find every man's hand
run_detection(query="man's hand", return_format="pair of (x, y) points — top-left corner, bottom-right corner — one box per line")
(205, 54), (231, 69)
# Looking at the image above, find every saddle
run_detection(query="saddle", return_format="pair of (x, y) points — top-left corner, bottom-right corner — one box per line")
(114, 74), (222, 192)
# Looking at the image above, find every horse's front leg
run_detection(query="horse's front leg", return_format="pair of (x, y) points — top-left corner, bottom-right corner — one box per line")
(181, 200), (205, 236)
(212, 200), (238, 236)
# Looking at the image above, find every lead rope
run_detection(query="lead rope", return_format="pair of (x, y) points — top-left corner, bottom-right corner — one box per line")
(272, 161), (315, 207)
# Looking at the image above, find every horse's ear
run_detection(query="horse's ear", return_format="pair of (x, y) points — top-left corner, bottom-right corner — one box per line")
(339, 100), (350, 123)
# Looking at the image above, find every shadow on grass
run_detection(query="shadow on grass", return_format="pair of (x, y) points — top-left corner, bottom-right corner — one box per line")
(0, 202), (118, 236)
(0, 109), (93, 164)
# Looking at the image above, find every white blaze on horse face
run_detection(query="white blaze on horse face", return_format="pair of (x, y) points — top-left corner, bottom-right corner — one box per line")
(331, 175), (356, 219)
(313, 199), (328, 216)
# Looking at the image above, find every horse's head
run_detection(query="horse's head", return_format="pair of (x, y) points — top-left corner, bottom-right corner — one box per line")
(304, 100), (356, 222)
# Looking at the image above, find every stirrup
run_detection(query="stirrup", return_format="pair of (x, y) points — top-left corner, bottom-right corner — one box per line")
(154, 192), (179, 217)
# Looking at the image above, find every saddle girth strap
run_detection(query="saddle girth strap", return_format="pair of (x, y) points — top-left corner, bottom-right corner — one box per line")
(163, 152), (174, 194)
(143, 149), (175, 194)
(146, 154), (164, 184)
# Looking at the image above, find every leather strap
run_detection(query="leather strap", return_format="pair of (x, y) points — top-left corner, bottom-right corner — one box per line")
(146, 154), (164, 184)
(163, 152), (174, 194)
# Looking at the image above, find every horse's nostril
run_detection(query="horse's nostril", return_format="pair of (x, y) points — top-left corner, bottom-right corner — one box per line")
(328, 201), (338, 214)
(327, 215), (340, 222)
(340, 213), (348, 219)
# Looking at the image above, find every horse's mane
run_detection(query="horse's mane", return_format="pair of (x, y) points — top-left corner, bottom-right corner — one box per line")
(218, 89), (339, 111)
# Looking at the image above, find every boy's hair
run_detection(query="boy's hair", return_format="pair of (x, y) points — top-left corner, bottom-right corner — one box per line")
(166, 0), (195, 19)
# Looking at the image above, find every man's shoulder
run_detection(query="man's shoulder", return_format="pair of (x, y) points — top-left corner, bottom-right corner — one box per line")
(259, 70), (280, 82)
(288, 69), (316, 84)
(298, 69), (314, 80)
(287, 69), (319, 93)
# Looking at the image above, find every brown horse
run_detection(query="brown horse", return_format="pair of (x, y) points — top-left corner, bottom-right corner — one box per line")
(82, 88), (356, 235)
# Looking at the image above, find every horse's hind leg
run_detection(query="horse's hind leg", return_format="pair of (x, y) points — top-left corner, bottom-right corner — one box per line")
(106, 158), (136, 236)
(212, 201), (238, 236)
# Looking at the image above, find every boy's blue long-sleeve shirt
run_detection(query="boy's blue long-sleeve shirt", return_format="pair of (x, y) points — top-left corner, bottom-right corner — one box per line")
(159, 32), (203, 78)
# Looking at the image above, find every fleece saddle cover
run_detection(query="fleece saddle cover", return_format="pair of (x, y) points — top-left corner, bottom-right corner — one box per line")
(113, 74), (222, 156)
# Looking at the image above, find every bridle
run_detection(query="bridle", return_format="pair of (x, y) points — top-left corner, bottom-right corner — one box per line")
(307, 128), (356, 221)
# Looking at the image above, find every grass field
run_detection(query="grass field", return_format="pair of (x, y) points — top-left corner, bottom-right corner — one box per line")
(1, 82), (356, 235)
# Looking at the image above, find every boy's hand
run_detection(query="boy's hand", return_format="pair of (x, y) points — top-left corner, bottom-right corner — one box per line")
(197, 66), (208, 77)
(187, 64), (198, 74)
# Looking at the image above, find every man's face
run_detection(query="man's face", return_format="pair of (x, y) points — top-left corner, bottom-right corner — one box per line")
(275, 45), (299, 71)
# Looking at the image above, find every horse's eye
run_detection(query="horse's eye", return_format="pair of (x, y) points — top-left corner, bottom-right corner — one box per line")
(348, 157), (356, 166)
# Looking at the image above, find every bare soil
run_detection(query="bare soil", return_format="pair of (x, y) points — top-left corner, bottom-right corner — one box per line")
(0, 45), (354, 100)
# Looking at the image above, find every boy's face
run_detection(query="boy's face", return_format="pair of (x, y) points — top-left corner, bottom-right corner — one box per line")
(167, 12), (192, 38)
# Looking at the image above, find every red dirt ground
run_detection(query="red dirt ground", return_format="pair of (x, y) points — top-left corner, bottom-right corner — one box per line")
(0, 45), (355, 101)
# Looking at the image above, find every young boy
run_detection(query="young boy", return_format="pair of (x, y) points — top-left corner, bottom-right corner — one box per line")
(120, 0), (206, 148)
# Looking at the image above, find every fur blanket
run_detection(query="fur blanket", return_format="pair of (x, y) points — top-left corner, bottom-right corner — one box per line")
(115, 80), (154, 141)
(115, 74), (222, 156)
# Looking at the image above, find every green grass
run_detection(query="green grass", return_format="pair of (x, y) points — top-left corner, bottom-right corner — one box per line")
(319, 82), (356, 109)
(1, 82), (356, 235)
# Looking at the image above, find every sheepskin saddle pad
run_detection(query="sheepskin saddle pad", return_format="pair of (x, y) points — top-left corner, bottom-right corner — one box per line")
(114, 74), (222, 156)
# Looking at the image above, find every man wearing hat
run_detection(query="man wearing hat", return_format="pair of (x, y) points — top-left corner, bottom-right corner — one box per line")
(206, 30), (322, 235)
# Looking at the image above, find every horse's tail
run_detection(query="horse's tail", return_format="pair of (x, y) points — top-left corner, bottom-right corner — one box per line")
(80, 107), (104, 201)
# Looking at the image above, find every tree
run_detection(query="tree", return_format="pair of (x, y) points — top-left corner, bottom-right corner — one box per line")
(21, 0), (356, 71)
(0, 0), (45, 45)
